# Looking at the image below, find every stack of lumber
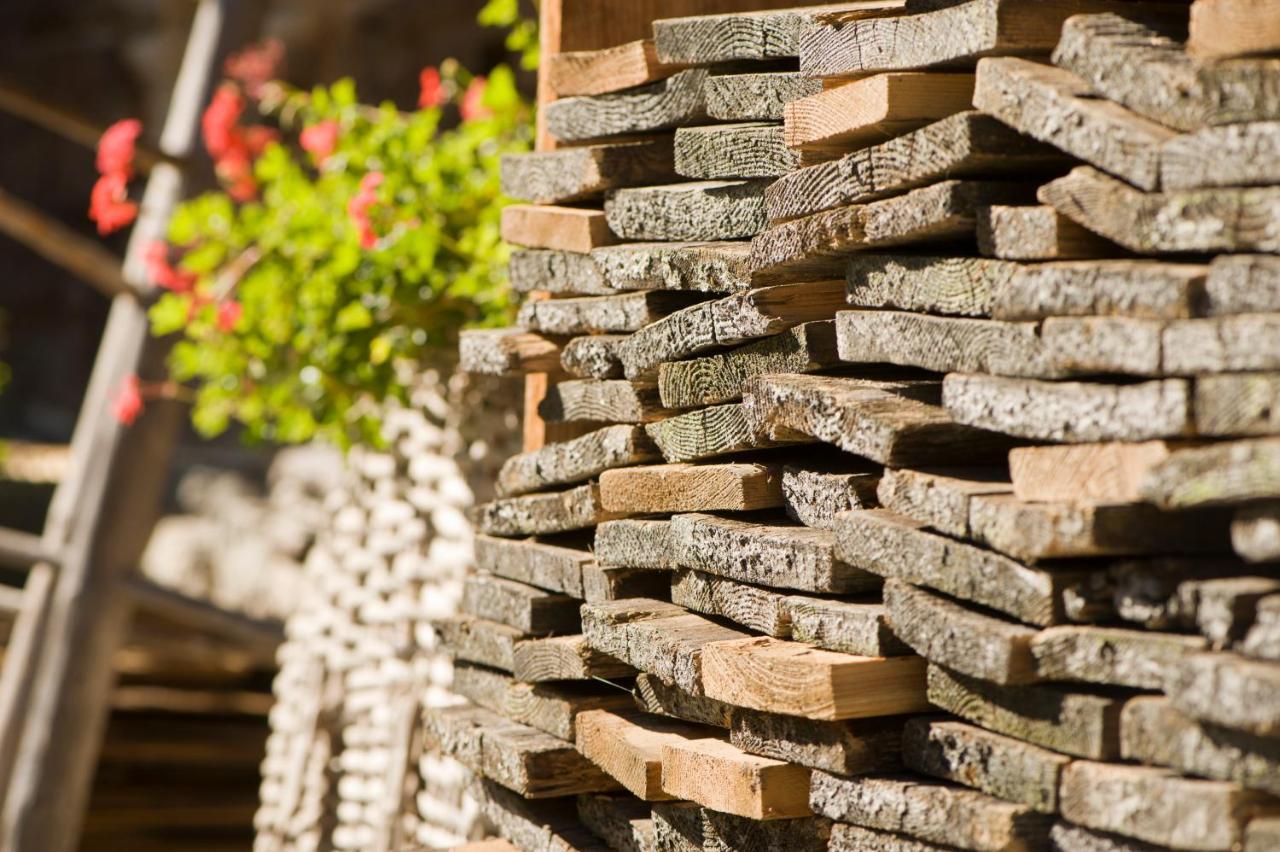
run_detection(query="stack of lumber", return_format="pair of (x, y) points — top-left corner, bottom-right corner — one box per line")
(454, 0), (1280, 849)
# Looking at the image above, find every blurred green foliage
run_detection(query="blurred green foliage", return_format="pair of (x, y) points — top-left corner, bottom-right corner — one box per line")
(479, 0), (540, 70)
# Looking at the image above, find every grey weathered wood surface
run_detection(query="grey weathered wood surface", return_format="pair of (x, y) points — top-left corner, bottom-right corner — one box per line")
(943, 373), (1193, 443)
(1161, 121), (1280, 190)
(1169, 651), (1280, 737)
(591, 241), (755, 294)
(705, 71), (824, 121)
(781, 462), (881, 530)
(992, 260), (1205, 321)
(767, 111), (1063, 223)
(1141, 438), (1280, 509)
(927, 664), (1124, 759)
(1040, 166), (1280, 255)
(785, 596), (910, 657)
(654, 3), (876, 64)
(1053, 12), (1280, 132)
(1031, 625), (1208, 690)
(434, 615), (526, 672)
(633, 672), (734, 729)
(977, 205), (1123, 261)
(672, 511), (880, 594)
(452, 663), (633, 742)
(546, 69), (710, 144)
(460, 328), (563, 377)
(671, 569), (794, 636)
(876, 465), (1010, 540)
(973, 57), (1175, 191)
(606, 180), (771, 242)
(808, 770), (1053, 852)
(510, 248), (612, 296)
(594, 518), (678, 570)
(751, 180), (1033, 278)
(561, 334), (627, 380)
(828, 823), (965, 852)
(657, 320), (840, 409)
(904, 717), (1071, 814)
(462, 574), (583, 635)
(675, 123), (801, 180)
(512, 634), (636, 683)
(652, 802), (832, 852)
(500, 139), (677, 205)
(599, 461), (785, 513)
(731, 709), (905, 776)
(835, 508), (1077, 626)
(1197, 373), (1280, 438)
(475, 483), (626, 537)
(646, 403), (811, 463)
(1049, 822), (1168, 852)
(477, 779), (605, 851)
(519, 291), (705, 336)
(1243, 595), (1280, 661)
(474, 534), (594, 599)
(539, 379), (674, 424)
(885, 579), (1040, 685)
(583, 562), (672, 604)
(743, 372), (1015, 467)
(496, 424), (660, 497)
(576, 794), (656, 852)
(846, 254), (1012, 318)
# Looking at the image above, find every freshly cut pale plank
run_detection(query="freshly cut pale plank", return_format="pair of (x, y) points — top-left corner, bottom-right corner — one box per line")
(561, 334), (626, 380)
(645, 403), (811, 463)
(731, 708), (905, 776)
(651, 802), (832, 852)
(992, 260), (1206, 322)
(800, 0), (1166, 76)
(1121, 695), (1280, 797)
(768, 111), (1064, 223)
(460, 328), (562, 376)
(660, 737), (813, 820)
(672, 512), (879, 594)
(927, 664), (1125, 760)
(598, 461), (784, 513)
(808, 771), (1053, 852)
(462, 574), (582, 635)
(977, 205), (1122, 261)
(501, 140), (677, 205)
(475, 534), (594, 598)
(546, 70), (709, 144)
(783, 72), (976, 154)
(1169, 651), (1280, 737)
(700, 635), (929, 720)
(675, 123), (801, 180)
(1189, 0), (1280, 59)
(548, 40), (689, 98)
(904, 717), (1071, 813)
(594, 518), (678, 570)
(502, 205), (616, 254)
(743, 372), (1014, 467)
(509, 248), (611, 296)
(750, 180), (1032, 278)
(786, 596), (910, 657)
(512, 634), (635, 683)
(538, 379), (675, 425)
(1161, 122), (1280, 190)
(633, 672), (734, 729)
(657, 320), (841, 409)
(1008, 441), (1180, 504)
(574, 709), (717, 801)
(1141, 438), (1280, 509)
(653, 3), (888, 64)
(496, 425), (659, 497)
(592, 241), (755, 294)
(973, 57), (1175, 191)
(1031, 625), (1208, 690)
(1060, 760), (1278, 851)
(834, 508), (1079, 626)
(885, 579), (1039, 685)
(1054, 12), (1280, 132)
(519, 291), (704, 336)
(846, 254), (1012, 318)
(606, 180), (770, 242)
(434, 615), (524, 672)
(672, 570), (794, 636)
(475, 483), (626, 537)
(705, 71), (824, 121)
(781, 461), (881, 530)
(875, 466), (1010, 540)
(942, 373), (1193, 443)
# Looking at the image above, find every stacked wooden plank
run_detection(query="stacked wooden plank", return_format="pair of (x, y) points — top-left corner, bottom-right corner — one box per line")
(454, 0), (1280, 849)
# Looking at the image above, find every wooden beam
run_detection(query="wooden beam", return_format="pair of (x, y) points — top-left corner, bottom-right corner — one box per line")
(660, 737), (813, 820)
(501, 139), (678, 205)
(547, 40), (689, 97)
(1189, 0), (1280, 59)
(0, 187), (131, 299)
(575, 709), (717, 801)
(546, 70), (710, 144)
(606, 179), (770, 242)
(501, 205), (616, 254)
(598, 462), (785, 513)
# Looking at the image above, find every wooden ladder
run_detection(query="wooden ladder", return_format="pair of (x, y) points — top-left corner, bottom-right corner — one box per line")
(0, 3), (237, 849)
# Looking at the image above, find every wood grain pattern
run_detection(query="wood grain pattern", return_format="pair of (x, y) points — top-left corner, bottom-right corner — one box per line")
(598, 462), (785, 513)
(502, 205), (617, 254)
(501, 139), (677, 205)
(548, 40), (689, 97)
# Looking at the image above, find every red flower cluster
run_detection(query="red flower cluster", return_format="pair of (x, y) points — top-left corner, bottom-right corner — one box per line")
(89, 119), (142, 235)
(112, 374), (143, 426)
(300, 120), (340, 164)
(144, 241), (196, 293)
(419, 66), (445, 109)
(217, 300), (244, 332)
(460, 77), (492, 122)
(347, 172), (384, 250)
(201, 84), (279, 201)
(224, 38), (285, 99)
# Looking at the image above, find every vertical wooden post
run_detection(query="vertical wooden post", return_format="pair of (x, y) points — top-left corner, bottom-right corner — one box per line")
(0, 564), (55, 797)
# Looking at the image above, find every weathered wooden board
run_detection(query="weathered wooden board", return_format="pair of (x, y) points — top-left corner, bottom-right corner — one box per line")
(672, 512), (879, 594)
(1197, 373), (1280, 438)
(575, 709), (717, 801)
(496, 424), (660, 497)
(1189, 0), (1280, 60)
(700, 635), (929, 720)
(520, 291), (705, 336)
(828, 823), (964, 852)
(434, 615), (525, 672)
(675, 123), (801, 180)
(475, 533), (595, 598)
(1049, 823), (1167, 852)
(1169, 651), (1280, 737)
(461, 328), (563, 376)
(606, 180), (771, 242)
(927, 664), (1125, 760)
(904, 717), (1071, 813)
(653, 2), (890, 63)
(875, 466), (1010, 540)
(599, 461), (784, 513)
(477, 778), (607, 851)
(652, 802), (832, 852)
(475, 483), (627, 537)
(1161, 122), (1280, 190)
(943, 373), (1193, 443)
(548, 40), (690, 98)
(846, 254), (1010, 318)
(539, 379), (674, 424)
(786, 595), (910, 657)
(591, 240), (755, 294)
(546, 69), (710, 143)
(657, 320), (841, 409)
(1163, 314), (1280, 375)
(705, 71), (824, 121)
(583, 562), (672, 604)
(1243, 594), (1280, 660)
(502, 205), (617, 254)
(978, 205), (1123, 261)
(1141, 438), (1280, 509)
(452, 663), (634, 742)
(835, 508), (1080, 626)
(808, 770), (1054, 852)
(1031, 625), (1208, 690)
(767, 111), (1064, 223)
(743, 372), (1014, 467)
(512, 634), (636, 683)
(561, 334), (627, 379)
(1054, 12), (1280, 132)
(992, 260), (1205, 322)
(424, 703), (620, 798)
(784, 72), (976, 154)
(510, 248), (612, 296)
(462, 573), (583, 634)
(633, 672), (734, 729)
(576, 794), (656, 852)
(646, 403), (812, 463)
(661, 737), (814, 820)
(973, 57), (1175, 191)
(501, 140), (677, 204)
(781, 460), (881, 530)
(731, 708), (905, 776)
(595, 518), (678, 570)
(671, 569), (794, 636)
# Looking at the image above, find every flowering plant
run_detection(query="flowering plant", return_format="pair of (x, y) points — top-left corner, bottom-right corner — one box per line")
(100, 42), (531, 447)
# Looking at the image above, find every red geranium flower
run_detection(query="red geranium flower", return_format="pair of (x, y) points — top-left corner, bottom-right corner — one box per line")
(144, 241), (197, 293)
(347, 172), (384, 250)
(112, 374), (143, 425)
(300, 120), (340, 163)
(217, 300), (243, 332)
(460, 77), (492, 122)
(224, 38), (284, 99)
(97, 119), (142, 177)
(418, 66), (445, 110)
(88, 172), (138, 235)
(202, 85), (244, 160)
